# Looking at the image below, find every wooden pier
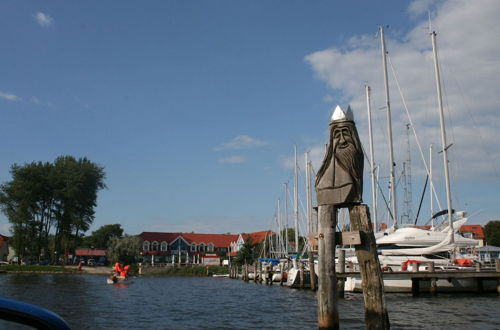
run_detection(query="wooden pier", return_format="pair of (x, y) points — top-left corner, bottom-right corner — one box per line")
(336, 270), (500, 295)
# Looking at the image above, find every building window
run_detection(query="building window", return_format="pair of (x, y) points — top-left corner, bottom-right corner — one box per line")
(199, 243), (205, 252)
(161, 242), (168, 251)
(143, 241), (150, 251)
(152, 241), (159, 251)
(191, 243), (196, 252)
(207, 243), (214, 252)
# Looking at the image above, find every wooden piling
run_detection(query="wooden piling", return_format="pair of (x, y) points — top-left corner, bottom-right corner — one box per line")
(336, 249), (345, 298)
(280, 261), (285, 286)
(260, 262), (266, 284)
(475, 262), (481, 272)
(254, 262), (258, 283)
(412, 278), (420, 296)
(299, 261), (304, 289)
(317, 205), (339, 330)
(309, 253), (317, 291)
(349, 204), (390, 330)
(496, 259), (500, 295)
(428, 262), (437, 295)
(244, 264), (249, 282)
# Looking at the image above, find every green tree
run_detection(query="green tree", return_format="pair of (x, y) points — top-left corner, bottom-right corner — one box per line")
(234, 238), (255, 266)
(0, 156), (106, 261)
(86, 224), (124, 249)
(107, 236), (142, 265)
(484, 221), (500, 247)
(51, 156), (106, 259)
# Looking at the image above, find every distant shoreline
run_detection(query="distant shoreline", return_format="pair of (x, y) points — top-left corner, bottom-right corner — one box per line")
(0, 265), (228, 276)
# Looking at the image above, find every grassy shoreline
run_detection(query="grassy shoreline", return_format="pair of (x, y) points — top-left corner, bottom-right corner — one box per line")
(0, 265), (79, 273)
(0, 265), (230, 276)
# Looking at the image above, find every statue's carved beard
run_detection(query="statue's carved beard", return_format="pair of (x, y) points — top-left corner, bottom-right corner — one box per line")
(334, 142), (361, 186)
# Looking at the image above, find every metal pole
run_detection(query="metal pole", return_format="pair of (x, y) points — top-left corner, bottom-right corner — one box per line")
(294, 145), (299, 253)
(429, 144), (434, 228)
(380, 26), (398, 229)
(431, 31), (454, 241)
(366, 85), (378, 231)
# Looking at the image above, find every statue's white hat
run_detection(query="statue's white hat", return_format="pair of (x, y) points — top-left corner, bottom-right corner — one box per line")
(330, 105), (354, 122)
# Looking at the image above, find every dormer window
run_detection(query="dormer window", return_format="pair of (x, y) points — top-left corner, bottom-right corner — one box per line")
(152, 241), (159, 251)
(160, 242), (168, 251)
(143, 241), (150, 251)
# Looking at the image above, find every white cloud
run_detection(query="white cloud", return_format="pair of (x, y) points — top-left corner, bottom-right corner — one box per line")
(0, 91), (21, 101)
(214, 135), (268, 151)
(34, 12), (53, 27)
(218, 155), (246, 164)
(304, 0), (500, 183)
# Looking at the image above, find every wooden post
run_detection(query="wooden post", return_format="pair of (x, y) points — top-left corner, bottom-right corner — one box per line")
(260, 263), (266, 284)
(317, 205), (339, 330)
(496, 258), (500, 272)
(309, 251), (317, 291)
(349, 205), (390, 330)
(280, 261), (285, 286)
(475, 262), (481, 272)
(336, 249), (345, 298)
(412, 278), (420, 296)
(254, 262), (258, 283)
(244, 264), (249, 282)
(299, 261), (304, 289)
(477, 278), (483, 293)
(428, 262), (437, 295)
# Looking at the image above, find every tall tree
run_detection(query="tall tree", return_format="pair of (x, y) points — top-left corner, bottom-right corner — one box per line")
(0, 156), (106, 261)
(234, 238), (255, 266)
(484, 220), (500, 247)
(88, 224), (124, 249)
(107, 235), (142, 265)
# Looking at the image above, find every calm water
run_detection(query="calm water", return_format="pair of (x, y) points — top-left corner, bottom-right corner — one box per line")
(0, 274), (498, 329)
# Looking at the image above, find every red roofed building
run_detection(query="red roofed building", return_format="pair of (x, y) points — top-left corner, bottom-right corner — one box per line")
(459, 225), (485, 247)
(138, 232), (240, 265)
(229, 230), (273, 257)
(74, 248), (107, 265)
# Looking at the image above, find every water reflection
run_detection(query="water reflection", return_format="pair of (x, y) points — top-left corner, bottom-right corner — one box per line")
(0, 274), (498, 329)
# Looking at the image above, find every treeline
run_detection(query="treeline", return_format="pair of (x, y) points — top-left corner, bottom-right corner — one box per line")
(0, 156), (105, 262)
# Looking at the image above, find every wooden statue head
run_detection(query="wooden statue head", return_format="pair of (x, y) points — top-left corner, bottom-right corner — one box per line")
(315, 105), (363, 206)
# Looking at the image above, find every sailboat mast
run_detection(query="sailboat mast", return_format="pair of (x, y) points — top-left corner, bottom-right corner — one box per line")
(277, 198), (281, 257)
(429, 144), (434, 228)
(294, 145), (299, 253)
(365, 85), (378, 231)
(305, 152), (313, 236)
(284, 183), (289, 255)
(431, 31), (454, 240)
(380, 26), (398, 229)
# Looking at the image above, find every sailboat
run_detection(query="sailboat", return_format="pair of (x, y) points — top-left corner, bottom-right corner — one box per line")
(343, 28), (489, 293)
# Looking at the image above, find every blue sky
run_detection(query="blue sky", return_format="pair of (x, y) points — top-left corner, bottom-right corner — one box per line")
(0, 0), (499, 236)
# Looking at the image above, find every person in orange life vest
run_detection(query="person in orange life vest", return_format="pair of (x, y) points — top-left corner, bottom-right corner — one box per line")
(120, 265), (130, 277)
(114, 262), (123, 275)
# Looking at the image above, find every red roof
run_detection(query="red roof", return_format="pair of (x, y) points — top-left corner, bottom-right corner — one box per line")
(75, 249), (106, 257)
(241, 230), (273, 244)
(138, 232), (239, 248)
(459, 225), (484, 239)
